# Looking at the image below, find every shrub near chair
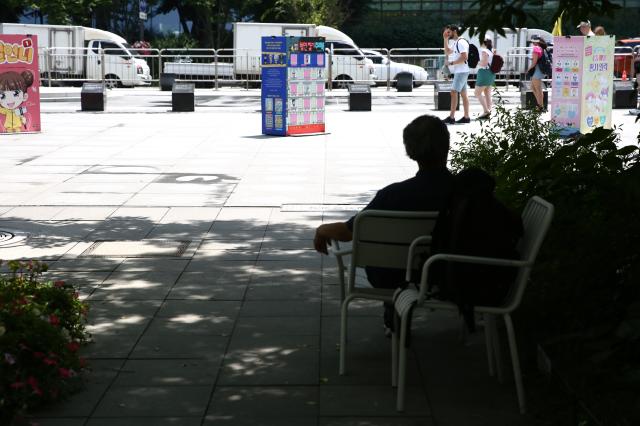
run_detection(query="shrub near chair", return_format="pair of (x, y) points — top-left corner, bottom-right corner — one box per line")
(392, 196), (554, 413)
(329, 209), (439, 382)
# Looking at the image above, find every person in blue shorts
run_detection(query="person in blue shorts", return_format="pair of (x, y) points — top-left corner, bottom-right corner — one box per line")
(442, 24), (471, 124)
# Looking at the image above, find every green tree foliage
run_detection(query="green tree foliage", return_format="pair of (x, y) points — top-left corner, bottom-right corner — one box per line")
(260, 0), (347, 27)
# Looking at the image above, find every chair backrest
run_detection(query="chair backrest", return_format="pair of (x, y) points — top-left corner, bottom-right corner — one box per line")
(503, 196), (554, 310)
(349, 210), (438, 291)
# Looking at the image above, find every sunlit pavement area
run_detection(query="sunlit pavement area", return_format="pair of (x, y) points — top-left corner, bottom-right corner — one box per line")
(1, 85), (638, 425)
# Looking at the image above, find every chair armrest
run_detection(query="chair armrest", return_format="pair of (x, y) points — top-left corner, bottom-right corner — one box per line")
(405, 235), (433, 282)
(328, 239), (352, 258)
(417, 253), (531, 302)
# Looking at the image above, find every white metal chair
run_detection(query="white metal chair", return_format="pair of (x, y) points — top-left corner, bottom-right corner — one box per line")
(331, 209), (439, 380)
(393, 196), (554, 414)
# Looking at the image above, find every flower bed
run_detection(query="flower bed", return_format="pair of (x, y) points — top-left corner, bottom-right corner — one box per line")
(0, 260), (90, 425)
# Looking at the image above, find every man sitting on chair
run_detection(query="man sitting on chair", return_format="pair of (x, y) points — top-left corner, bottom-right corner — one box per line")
(313, 114), (453, 291)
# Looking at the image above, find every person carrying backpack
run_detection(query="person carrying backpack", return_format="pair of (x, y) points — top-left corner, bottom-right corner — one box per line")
(526, 36), (551, 111)
(442, 24), (471, 125)
(474, 39), (496, 120)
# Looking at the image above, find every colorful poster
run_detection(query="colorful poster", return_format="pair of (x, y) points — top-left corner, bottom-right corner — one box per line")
(581, 35), (614, 132)
(261, 37), (287, 136)
(551, 36), (583, 132)
(0, 34), (41, 134)
(551, 35), (614, 134)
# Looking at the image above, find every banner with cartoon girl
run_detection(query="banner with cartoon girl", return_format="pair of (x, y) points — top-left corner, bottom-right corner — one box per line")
(0, 34), (41, 134)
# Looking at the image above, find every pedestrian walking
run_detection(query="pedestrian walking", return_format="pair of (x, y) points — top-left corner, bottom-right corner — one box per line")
(474, 39), (495, 119)
(526, 36), (550, 111)
(442, 24), (471, 124)
(577, 20), (595, 36)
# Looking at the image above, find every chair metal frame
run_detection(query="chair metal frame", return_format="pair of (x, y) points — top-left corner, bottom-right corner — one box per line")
(393, 196), (554, 413)
(330, 209), (439, 380)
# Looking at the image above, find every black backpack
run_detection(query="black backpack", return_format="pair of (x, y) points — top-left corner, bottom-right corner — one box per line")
(429, 168), (523, 332)
(456, 38), (480, 69)
(538, 48), (552, 76)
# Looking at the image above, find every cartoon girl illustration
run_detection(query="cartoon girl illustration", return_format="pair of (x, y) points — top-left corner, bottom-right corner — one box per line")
(0, 70), (34, 133)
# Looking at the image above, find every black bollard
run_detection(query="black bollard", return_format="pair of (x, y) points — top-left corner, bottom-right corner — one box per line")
(81, 82), (106, 112)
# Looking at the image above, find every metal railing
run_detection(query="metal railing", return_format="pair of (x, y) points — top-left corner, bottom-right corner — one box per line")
(32, 45), (638, 89)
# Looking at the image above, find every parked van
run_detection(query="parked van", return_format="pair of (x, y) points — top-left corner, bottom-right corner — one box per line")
(233, 22), (377, 87)
(0, 23), (151, 87)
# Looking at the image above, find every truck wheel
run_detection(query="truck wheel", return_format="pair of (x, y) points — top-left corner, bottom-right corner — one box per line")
(104, 75), (121, 89)
(333, 75), (352, 89)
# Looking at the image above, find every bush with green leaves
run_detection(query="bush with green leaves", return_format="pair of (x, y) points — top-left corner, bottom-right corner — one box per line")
(454, 101), (640, 422)
(0, 260), (90, 425)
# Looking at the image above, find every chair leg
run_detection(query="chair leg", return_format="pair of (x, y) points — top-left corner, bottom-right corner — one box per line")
(396, 308), (411, 412)
(339, 295), (355, 376)
(504, 314), (527, 414)
(391, 313), (399, 387)
(491, 316), (505, 383)
(484, 313), (496, 377)
(336, 257), (346, 302)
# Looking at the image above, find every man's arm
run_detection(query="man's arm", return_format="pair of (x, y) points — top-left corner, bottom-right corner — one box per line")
(314, 222), (353, 255)
(452, 52), (468, 65)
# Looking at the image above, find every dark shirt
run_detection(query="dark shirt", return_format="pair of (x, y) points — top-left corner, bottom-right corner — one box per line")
(346, 168), (454, 289)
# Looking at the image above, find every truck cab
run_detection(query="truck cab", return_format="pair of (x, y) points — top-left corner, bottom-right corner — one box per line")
(86, 39), (151, 87)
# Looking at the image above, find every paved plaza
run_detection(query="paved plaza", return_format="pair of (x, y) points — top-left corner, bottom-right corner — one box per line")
(1, 86), (638, 425)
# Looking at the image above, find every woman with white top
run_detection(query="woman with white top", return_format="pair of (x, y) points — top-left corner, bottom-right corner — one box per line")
(474, 39), (495, 120)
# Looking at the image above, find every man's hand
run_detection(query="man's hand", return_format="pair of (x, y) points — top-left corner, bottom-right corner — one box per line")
(313, 222), (353, 255)
(314, 225), (332, 255)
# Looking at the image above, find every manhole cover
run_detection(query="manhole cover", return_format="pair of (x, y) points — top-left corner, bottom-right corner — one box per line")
(80, 240), (191, 258)
(0, 229), (30, 247)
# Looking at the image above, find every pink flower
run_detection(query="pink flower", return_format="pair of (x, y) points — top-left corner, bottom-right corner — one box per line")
(43, 358), (57, 366)
(26, 376), (38, 389)
(33, 351), (45, 358)
(4, 353), (16, 365)
(54, 280), (65, 288)
(48, 314), (60, 326)
(10, 381), (25, 389)
(58, 368), (71, 378)
(67, 341), (80, 352)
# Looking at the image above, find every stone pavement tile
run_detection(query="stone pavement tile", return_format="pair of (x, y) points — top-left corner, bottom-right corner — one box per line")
(204, 227), (267, 240)
(214, 207), (273, 222)
(113, 359), (220, 387)
(319, 417), (435, 426)
(157, 299), (240, 318)
(183, 260), (255, 275)
(206, 386), (318, 420)
(246, 282), (322, 301)
(87, 313), (152, 336)
(250, 269), (322, 284)
(235, 316), (320, 337)
(26, 418), (87, 426)
(115, 258), (190, 273)
(145, 223), (211, 239)
(192, 249), (260, 262)
(257, 249), (319, 262)
(140, 182), (236, 195)
(219, 334), (319, 385)
(33, 360), (123, 418)
(197, 239), (262, 251)
(42, 270), (111, 287)
(87, 418), (202, 426)
(1, 206), (64, 220)
(240, 299), (321, 317)
(81, 333), (141, 358)
(253, 258), (322, 272)
(124, 193), (228, 207)
(87, 300), (162, 318)
(260, 238), (314, 250)
(108, 207), (170, 221)
(0, 238), (80, 261)
(145, 316), (235, 336)
(87, 270), (182, 301)
(319, 385), (430, 416)
(51, 206), (118, 221)
(159, 206), (221, 223)
(167, 279), (248, 301)
(47, 257), (124, 272)
(86, 219), (156, 241)
(87, 283), (174, 301)
(131, 333), (229, 359)
(93, 385), (212, 417)
(33, 192), (133, 206)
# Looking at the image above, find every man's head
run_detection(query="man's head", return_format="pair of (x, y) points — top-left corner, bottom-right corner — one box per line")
(577, 20), (591, 36)
(403, 115), (450, 169)
(446, 24), (461, 38)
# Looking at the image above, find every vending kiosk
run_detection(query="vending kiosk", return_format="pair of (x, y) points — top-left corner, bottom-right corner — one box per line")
(261, 36), (326, 136)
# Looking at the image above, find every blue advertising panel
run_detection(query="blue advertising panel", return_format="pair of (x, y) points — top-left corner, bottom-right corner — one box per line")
(261, 36), (326, 136)
(261, 37), (287, 136)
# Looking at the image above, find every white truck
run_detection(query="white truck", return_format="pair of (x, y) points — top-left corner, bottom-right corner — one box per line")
(163, 22), (377, 87)
(0, 23), (151, 88)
